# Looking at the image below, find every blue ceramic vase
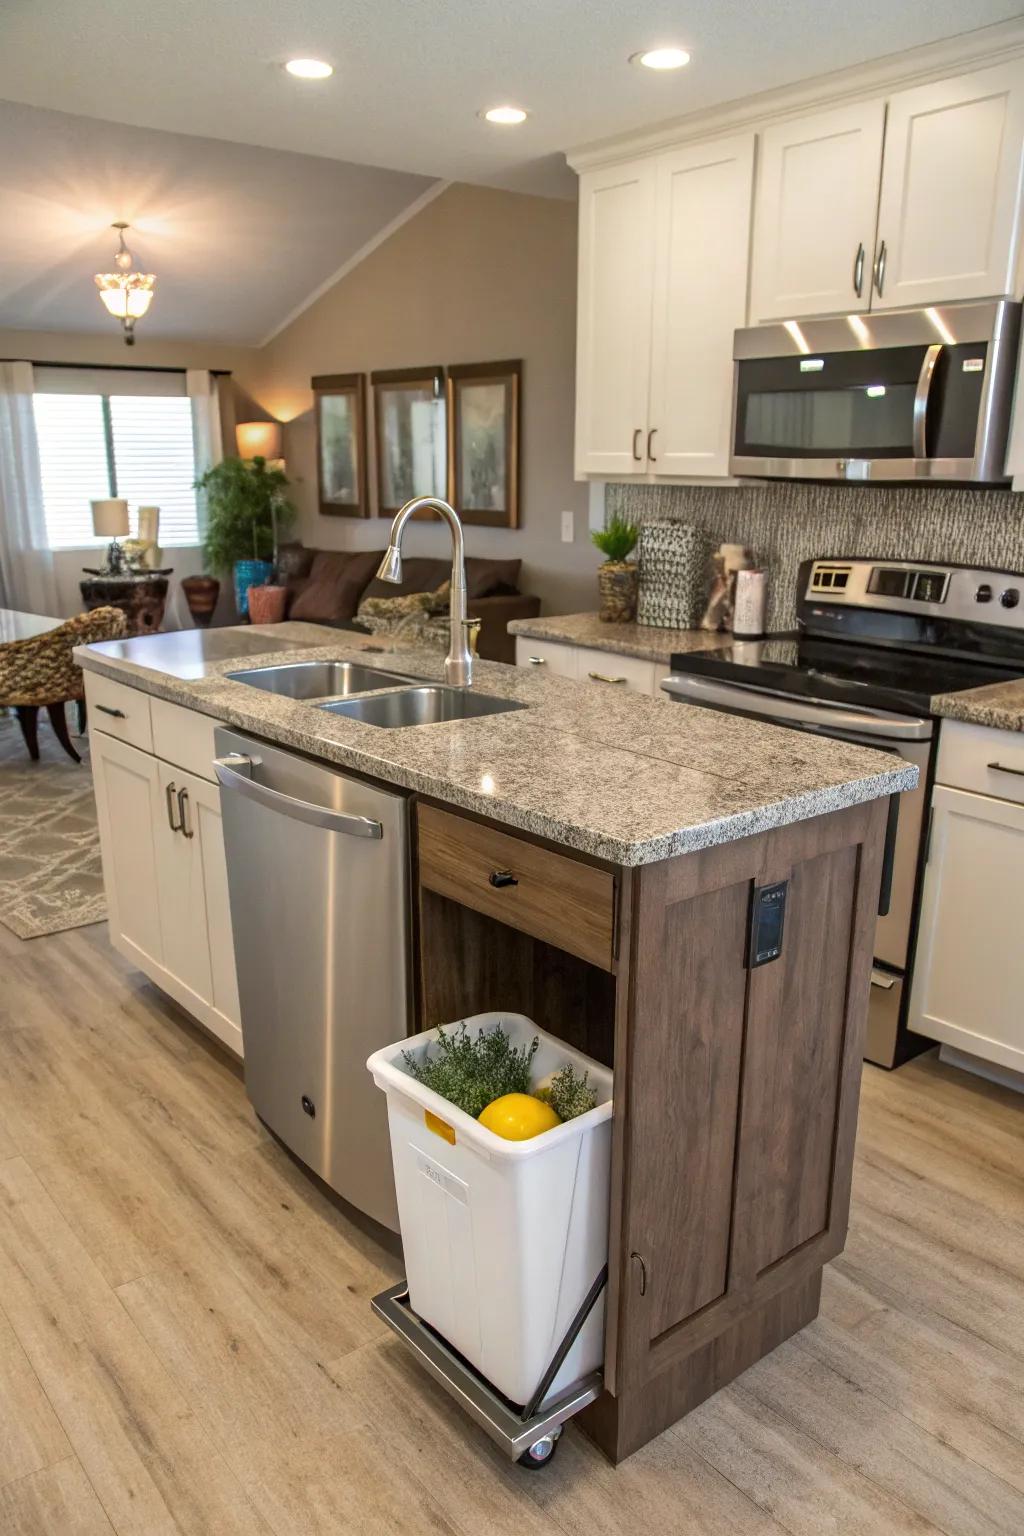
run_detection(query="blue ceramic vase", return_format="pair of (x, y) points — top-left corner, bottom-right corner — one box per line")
(234, 559), (273, 618)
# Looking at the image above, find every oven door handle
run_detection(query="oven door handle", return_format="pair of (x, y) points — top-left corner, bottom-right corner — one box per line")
(660, 673), (933, 741)
(913, 343), (942, 458)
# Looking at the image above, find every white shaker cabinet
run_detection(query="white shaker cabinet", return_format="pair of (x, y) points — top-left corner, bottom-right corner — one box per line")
(574, 158), (656, 477)
(750, 101), (886, 321)
(873, 61), (1024, 311)
(90, 730), (164, 976)
(575, 135), (754, 480)
(648, 134), (754, 477)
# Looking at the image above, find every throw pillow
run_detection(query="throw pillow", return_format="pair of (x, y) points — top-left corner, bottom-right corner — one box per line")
(289, 549), (385, 623)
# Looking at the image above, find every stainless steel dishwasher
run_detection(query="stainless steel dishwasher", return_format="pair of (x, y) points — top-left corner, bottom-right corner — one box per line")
(214, 726), (409, 1232)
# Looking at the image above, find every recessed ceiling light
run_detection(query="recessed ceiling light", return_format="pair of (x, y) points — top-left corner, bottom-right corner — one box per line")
(285, 58), (333, 80)
(481, 105), (528, 125)
(631, 47), (691, 71)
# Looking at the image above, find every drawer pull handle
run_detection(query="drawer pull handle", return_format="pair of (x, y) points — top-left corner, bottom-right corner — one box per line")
(96, 704), (126, 719)
(987, 761), (1024, 779)
(488, 869), (519, 889)
(177, 786), (194, 839)
(630, 1251), (648, 1296)
(527, 655), (547, 665)
(165, 781), (181, 833)
(588, 671), (627, 684)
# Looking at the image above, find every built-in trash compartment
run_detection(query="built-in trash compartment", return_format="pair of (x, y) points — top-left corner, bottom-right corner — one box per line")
(367, 1012), (612, 1409)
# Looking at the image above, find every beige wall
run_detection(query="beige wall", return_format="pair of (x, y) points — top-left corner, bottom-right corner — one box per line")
(237, 183), (599, 613)
(1, 329), (258, 616)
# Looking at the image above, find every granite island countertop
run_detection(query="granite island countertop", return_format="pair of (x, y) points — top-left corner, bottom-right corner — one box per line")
(76, 621), (916, 867)
(931, 677), (1024, 733)
(507, 611), (729, 665)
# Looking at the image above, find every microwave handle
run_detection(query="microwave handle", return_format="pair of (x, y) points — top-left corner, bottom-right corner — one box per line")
(912, 343), (942, 458)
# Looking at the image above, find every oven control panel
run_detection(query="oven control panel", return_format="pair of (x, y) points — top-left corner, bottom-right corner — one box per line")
(804, 559), (1024, 630)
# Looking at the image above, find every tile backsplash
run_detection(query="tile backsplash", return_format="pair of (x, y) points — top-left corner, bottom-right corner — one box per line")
(606, 481), (1024, 631)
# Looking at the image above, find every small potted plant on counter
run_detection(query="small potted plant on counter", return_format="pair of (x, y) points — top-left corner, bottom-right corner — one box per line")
(196, 455), (295, 620)
(591, 511), (640, 622)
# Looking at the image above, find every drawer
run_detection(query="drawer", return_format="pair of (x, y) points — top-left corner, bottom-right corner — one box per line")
(417, 804), (616, 971)
(937, 719), (1024, 805)
(152, 697), (220, 784)
(85, 672), (153, 753)
(515, 636), (578, 680)
(576, 646), (655, 695)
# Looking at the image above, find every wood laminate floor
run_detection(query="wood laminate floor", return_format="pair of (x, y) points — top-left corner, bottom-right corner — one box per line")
(0, 920), (1022, 1535)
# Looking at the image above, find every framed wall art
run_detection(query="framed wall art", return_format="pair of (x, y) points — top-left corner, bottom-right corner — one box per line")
(312, 373), (369, 518)
(371, 365), (446, 518)
(446, 359), (521, 528)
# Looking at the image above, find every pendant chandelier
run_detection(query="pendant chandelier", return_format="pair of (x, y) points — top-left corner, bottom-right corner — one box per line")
(95, 222), (155, 346)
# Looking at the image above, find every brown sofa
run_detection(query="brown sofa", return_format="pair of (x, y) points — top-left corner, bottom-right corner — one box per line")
(276, 545), (540, 664)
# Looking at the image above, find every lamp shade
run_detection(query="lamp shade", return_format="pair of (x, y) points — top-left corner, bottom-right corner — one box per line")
(91, 498), (130, 537)
(236, 420), (283, 460)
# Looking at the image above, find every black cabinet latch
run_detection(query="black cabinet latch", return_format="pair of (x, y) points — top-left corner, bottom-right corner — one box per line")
(748, 880), (788, 967)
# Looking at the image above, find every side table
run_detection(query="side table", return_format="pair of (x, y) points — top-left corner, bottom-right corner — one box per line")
(79, 572), (172, 635)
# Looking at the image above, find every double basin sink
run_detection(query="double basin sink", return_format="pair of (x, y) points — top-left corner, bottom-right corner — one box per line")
(225, 660), (526, 728)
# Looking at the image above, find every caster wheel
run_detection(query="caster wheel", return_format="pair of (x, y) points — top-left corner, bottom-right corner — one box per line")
(517, 1433), (560, 1470)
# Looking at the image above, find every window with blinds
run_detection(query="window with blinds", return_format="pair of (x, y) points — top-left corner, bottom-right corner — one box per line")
(33, 377), (201, 549)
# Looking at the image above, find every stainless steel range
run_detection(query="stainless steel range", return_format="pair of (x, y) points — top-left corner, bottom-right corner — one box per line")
(662, 557), (1024, 1068)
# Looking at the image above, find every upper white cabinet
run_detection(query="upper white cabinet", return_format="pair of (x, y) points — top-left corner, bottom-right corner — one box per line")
(873, 62), (1024, 310)
(750, 59), (1024, 321)
(750, 101), (886, 321)
(648, 135), (755, 477)
(575, 134), (753, 479)
(575, 158), (656, 477)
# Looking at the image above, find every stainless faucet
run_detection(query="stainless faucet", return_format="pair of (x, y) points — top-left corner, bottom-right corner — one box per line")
(377, 496), (477, 687)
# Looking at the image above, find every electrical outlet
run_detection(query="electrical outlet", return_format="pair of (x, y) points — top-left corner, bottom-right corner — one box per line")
(561, 510), (574, 543)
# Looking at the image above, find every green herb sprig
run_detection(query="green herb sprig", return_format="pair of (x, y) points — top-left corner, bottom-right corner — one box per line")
(537, 1063), (598, 1121)
(403, 1022), (539, 1119)
(591, 511), (639, 564)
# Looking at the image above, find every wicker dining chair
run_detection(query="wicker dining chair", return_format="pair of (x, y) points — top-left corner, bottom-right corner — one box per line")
(0, 607), (128, 763)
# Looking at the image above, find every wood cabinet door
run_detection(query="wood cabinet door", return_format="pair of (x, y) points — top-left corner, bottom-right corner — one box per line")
(873, 62), (1024, 310)
(909, 785), (1024, 1073)
(575, 158), (656, 476)
(750, 100), (885, 321)
(90, 729), (164, 975)
(154, 762), (213, 1020)
(188, 773), (243, 1054)
(608, 801), (884, 1399)
(648, 133), (754, 478)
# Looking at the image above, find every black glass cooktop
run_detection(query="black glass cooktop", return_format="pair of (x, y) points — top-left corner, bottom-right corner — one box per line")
(670, 634), (1024, 717)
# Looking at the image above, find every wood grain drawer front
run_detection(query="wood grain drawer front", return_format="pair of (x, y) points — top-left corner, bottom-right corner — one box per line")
(937, 719), (1024, 805)
(514, 636), (579, 680)
(151, 697), (220, 785)
(417, 804), (615, 971)
(576, 646), (655, 694)
(85, 673), (153, 753)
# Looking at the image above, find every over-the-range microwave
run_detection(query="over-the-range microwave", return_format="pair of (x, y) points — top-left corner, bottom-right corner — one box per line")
(729, 299), (1021, 484)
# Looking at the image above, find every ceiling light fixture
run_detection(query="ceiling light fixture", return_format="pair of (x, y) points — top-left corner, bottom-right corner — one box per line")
(481, 105), (528, 125)
(94, 223), (155, 347)
(631, 47), (691, 71)
(285, 58), (333, 79)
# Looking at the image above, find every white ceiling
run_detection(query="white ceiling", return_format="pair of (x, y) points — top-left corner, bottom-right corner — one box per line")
(0, 1), (1018, 342)
(0, 100), (435, 344)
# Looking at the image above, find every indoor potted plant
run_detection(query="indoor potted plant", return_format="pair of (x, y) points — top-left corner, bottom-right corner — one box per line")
(196, 455), (295, 619)
(591, 511), (640, 622)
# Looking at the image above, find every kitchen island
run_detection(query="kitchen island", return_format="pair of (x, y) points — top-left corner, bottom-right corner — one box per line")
(76, 622), (915, 1462)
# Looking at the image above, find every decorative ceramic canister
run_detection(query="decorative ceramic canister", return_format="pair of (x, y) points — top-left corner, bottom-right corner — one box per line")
(637, 522), (712, 629)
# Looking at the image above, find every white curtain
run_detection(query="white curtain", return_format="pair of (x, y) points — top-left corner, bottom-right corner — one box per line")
(0, 361), (60, 617)
(161, 370), (226, 631)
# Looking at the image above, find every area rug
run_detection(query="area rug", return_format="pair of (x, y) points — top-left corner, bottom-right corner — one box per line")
(0, 713), (106, 938)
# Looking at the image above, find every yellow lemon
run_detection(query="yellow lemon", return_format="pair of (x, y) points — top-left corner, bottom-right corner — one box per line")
(478, 1093), (561, 1140)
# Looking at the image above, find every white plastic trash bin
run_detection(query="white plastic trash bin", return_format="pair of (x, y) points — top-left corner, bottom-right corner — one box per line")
(367, 1012), (613, 1408)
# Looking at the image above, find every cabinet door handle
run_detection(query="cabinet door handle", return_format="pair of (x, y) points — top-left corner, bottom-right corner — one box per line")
(588, 671), (627, 684)
(488, 869), (518, 888)
(632, 428), (643, 462)
(987, 760), (1024, 779)
(853, 241), (865, 297)
(630, 1251), (648, 1296)
(527, 655), (547, 665)
(177, 786), (194, 839)
(647, 428), (658, 463)
(873, 239), (887, 297)
(165, 781), (181, 833)
(97, 704), (126, 719)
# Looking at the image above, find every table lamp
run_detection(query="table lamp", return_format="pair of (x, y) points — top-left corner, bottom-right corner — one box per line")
(90, 499), (130, 575)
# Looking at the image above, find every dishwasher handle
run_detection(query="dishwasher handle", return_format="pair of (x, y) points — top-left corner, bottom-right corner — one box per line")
(213, 755), (383, 839)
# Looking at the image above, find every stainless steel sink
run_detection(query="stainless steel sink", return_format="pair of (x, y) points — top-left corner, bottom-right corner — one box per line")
(225, 660), (415, 700)
(319, 686), (528, 728)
